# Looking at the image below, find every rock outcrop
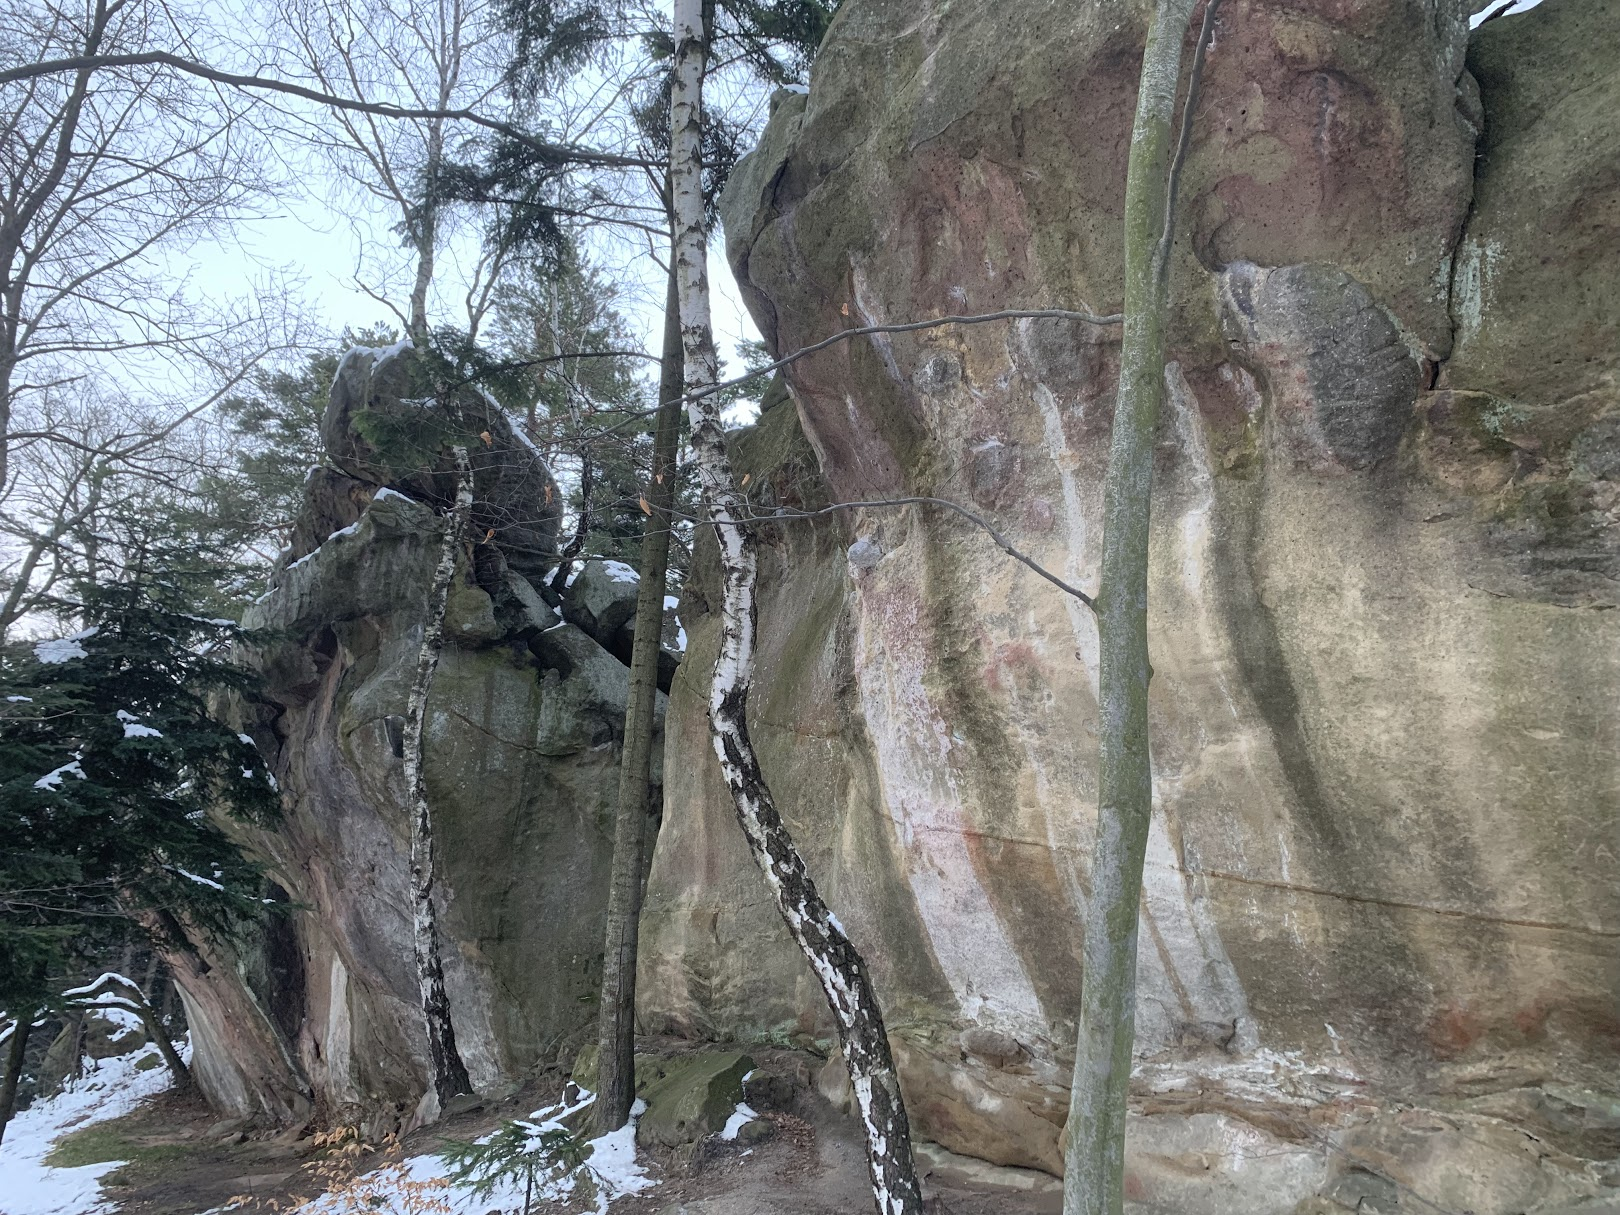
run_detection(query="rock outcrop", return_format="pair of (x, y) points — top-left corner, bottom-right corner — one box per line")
(640, 0), (1619, 1208)
(172, 346), (665, 1133)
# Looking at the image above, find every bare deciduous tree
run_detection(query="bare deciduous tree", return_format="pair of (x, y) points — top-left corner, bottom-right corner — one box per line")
(0, 0), (269, 489)
(275, 0), (512, 339)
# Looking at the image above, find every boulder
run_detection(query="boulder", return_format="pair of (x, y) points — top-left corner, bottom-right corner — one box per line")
(322, 343), (563, 583)
(561, 559), (641, 644)
(635, 1052), (755, 1149)
(170, 469), (658, 1129)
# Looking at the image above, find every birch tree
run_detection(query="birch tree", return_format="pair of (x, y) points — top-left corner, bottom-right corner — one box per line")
(1063, 0), (1215, 1211)
(400, 442), (476, 1109)
(668, 3), (923, 1210)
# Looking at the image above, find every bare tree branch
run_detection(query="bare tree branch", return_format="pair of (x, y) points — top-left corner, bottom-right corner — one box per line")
(0, 52), (654, 169)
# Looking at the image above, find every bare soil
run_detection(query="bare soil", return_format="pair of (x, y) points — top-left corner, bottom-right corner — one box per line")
(84, 1050), (1064, 1215)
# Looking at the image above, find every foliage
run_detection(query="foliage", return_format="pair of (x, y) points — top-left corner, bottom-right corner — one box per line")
(0, 516), (280, 1017)
(229, 1127), (452, 1215)
(437, 1115), (591, 1212)
(198, 325), (398, 560)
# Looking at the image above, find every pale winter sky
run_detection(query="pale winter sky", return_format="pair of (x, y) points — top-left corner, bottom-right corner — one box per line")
(179, 193), (763, 374)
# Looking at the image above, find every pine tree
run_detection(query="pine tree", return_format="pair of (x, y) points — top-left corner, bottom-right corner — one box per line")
(0, 510), (281, 1139)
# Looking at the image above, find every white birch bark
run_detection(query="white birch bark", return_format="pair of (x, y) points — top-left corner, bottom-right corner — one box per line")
(669, 5), (922, 1212)
(402, 444), (474, 1108)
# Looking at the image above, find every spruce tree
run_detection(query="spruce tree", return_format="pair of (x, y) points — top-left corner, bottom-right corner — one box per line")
(0, 510), (281, 1138)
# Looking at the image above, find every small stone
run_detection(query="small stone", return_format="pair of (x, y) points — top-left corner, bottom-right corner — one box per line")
(736, 1118), (775, 1145)
(847, 536), (883, 571)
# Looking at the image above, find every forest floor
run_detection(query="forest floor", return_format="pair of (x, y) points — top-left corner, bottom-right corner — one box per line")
(6, 1043), (1065, 1215)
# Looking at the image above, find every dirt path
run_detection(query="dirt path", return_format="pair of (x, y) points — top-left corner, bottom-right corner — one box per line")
(66, 1054), (1064, 1215)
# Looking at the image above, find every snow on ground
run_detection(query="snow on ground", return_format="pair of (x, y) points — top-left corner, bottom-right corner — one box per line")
(0, 1042), (180, 1215)
(718, 1101), (758, 1142)
(296, 1091), (656, 1215)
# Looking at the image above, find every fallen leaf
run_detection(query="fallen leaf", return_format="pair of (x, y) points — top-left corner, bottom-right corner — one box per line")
(479, 430), (493, 447)
(639, 495), (652, 516)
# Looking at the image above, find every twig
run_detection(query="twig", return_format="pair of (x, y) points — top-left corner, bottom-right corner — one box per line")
(686, 307), (1123, 405)
(1156, 0), (1223, 286)
(728, 496), (1096, 612)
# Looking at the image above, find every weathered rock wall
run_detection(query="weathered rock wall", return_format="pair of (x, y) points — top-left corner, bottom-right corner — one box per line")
(640, 0), (1620, 1205)
(174, 347), (662, 1132)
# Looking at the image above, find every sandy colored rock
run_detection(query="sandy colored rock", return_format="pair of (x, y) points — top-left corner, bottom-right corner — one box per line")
(639, 0), (1620, 1204)
(170, 448), (654, 1129)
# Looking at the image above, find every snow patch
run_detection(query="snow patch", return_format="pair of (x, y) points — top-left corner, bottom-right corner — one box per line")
(34, 760), (86, 790)
(116, 711), (161, 739)
(719, 1102), (758, 1141)
(0, 1041), (182, 1215)
(295, 1091), (656, 1215)
(175, 867), (224, 891)
(34, 628), (97, 665)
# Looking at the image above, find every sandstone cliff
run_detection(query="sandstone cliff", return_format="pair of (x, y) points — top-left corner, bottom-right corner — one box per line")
(639, 0), (1620, 1208)
(174, 345), (666, 1135)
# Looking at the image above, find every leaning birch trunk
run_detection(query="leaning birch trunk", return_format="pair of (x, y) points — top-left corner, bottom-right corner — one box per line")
(593, 258), (684, 1135)
(0, 1011), (32, 1145)
(403, 446), (475, 1109)
(1062, 1), (1202, 1212)
(669, 5), (923, 1212)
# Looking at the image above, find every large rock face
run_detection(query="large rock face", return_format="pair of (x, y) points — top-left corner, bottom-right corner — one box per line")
(641, 0), (1619, 1206)
(174, 347), (663, 1132)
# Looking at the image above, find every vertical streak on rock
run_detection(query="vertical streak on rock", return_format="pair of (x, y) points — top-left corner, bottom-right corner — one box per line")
(851, 565), (1046, 1038)
(670, 1), (922, 1210)
(402, 444), (474, 1110)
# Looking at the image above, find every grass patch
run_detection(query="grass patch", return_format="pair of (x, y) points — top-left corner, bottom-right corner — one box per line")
(46, 1115), (197, 1185)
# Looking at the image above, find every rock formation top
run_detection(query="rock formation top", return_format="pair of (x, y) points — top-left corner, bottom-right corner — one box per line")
(321, 342), (564, 585)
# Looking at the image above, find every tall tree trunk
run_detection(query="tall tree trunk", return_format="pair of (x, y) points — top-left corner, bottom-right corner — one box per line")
(668, 5), (922, 1212)
(592, 258), (684, 1135)
(0, 1013), (32, 1145)
(1062, 1), (1201, 1212)
(403, 445), (475, 1110)
(407, 118), (444, 344)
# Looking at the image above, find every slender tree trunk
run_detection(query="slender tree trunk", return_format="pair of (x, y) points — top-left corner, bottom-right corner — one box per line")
(548, 457), (593, 594)
(0, 1013), (32, 1145)
(668, 5), (922, 1212)
(69, 975), (190, 1091)
(593, 258), (684, 1135)
(407, 114), (444, 344)
(142, 1009), (191, 1091)
(403, 445), (475, 1109)
(1062, 2), (1202, 1212)
(0, 0), (114, 489)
